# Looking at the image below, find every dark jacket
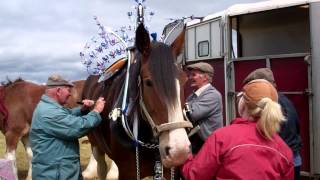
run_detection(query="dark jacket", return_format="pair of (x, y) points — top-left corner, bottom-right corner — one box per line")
(278, 93), (302, 154)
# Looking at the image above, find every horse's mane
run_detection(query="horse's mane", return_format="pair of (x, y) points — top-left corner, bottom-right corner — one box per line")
(148, 42), (178, 107)
(1, 77), (24, 87)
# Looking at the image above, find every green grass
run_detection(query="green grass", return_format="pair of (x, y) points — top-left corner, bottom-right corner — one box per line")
(0, 132), (93, 179)
(1, 132), (154, 180)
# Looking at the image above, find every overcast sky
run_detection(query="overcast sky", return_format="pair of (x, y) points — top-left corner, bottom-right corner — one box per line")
(0, 0), (264, 84)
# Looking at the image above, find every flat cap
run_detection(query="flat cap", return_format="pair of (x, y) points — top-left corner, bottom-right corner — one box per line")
(46, 74), (74, 87)
(243, 68), (275, 85)
(186, 62), (214, 77)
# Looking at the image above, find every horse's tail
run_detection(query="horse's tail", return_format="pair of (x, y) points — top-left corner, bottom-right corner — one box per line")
(0, 86), (8, 131)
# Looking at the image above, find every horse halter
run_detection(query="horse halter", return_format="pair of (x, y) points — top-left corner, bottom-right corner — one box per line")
(138, 76), (193, 137)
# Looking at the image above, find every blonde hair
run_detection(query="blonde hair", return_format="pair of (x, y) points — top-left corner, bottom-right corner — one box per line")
(247, 97), (285, 140)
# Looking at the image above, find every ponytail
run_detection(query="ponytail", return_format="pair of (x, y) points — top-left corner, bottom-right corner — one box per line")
(248, 98), (285, 140)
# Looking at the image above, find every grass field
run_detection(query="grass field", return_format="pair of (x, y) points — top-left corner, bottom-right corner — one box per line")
(0, 133), (94, 179)
(0, 133), (155, 180)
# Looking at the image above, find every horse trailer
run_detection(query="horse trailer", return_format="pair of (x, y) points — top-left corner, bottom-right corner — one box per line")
(177, 0), (320, 178)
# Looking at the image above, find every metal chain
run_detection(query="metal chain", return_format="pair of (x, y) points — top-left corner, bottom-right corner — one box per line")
(135, 145), (140, 180)
(170, 167), (175, 180)
(153, 161), (163, 180)
(139, 141), (159, 149)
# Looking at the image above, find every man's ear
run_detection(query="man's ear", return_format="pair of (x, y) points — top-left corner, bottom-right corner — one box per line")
(56, 87), (63, 96)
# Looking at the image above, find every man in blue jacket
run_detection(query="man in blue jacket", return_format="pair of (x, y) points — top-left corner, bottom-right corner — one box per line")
(185, 62), (223, 154)
(30, 74), (105, 180)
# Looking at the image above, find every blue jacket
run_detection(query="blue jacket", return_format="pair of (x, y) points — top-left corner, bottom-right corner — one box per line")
(30, 95), (102, 180)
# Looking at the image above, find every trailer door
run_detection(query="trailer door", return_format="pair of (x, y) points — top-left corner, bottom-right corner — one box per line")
(226, 5), (313, 174)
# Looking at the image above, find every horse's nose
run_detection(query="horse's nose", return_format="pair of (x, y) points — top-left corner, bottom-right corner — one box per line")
(165, 146), (171, 156)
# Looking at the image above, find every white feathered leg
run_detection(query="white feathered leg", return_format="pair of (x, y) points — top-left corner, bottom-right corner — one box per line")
(21, 136), (33, 180)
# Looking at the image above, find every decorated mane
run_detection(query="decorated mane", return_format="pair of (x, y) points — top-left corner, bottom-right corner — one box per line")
(1, 77), (24, 87)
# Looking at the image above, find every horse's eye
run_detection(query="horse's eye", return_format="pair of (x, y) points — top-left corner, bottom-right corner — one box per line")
(145, 79), (153, 87)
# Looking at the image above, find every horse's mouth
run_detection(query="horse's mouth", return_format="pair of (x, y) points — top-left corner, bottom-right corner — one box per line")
(160, 145), (190, 168)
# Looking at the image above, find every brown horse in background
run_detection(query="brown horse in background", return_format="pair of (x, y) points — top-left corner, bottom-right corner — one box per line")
(0, 78), (85, 179)
(82, 23), (192, 179)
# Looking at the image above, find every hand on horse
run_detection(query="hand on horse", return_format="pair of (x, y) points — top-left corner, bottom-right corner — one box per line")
(92, 97), (105, 113)
(80, 99), (95, 111)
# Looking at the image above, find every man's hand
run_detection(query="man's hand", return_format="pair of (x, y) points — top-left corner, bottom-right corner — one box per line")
(93, 97), (105, 113)
(80, 99), (95, 111)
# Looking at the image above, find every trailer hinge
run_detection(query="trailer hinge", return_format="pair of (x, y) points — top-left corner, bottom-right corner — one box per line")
(305, 89), (313, 96)
(304, 54), (312, 65)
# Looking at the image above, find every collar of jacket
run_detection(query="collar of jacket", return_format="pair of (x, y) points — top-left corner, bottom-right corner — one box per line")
(41, 95), (64, 109)
(231, 118), (257, 126)
(194, 83), (211, 96)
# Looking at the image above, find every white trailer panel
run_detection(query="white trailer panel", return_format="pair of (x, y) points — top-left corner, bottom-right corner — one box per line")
(186, 18), (223, 61)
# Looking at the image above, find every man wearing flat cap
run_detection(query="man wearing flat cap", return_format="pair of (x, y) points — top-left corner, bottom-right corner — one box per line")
(30, 74), (106, 180)
(185, 62), (223, 154)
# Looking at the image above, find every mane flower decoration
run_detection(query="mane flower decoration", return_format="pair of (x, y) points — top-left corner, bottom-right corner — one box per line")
(80, 16), (133, 80)
(80, 0), (156, 81)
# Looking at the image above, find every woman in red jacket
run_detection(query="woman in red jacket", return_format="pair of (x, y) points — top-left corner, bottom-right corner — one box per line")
(181, 79), (294, 180)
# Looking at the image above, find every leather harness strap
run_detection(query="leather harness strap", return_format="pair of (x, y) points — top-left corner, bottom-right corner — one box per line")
(139, 90), (193, 137)
(156, 121), (193, 134)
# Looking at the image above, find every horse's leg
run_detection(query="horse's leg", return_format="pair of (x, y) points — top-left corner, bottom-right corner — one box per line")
(21, 135), (33, 180)
(117, 163), (136, 180)
(106, 157), (118, 180)
(4, 131), (19, 180)
(92, 146), (107, 180)
(115, 153), (144, 180)
(82, 153), (98, 179)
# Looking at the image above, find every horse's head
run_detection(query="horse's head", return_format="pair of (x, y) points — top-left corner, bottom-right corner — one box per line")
(135, 23), (191, 167)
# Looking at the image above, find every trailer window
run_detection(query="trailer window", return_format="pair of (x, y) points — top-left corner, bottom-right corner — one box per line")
(198, 41), (209, 57)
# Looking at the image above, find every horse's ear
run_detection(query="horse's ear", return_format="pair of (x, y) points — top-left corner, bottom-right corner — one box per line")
(171, 25), (186, 57)
(135, 23), (151, 56)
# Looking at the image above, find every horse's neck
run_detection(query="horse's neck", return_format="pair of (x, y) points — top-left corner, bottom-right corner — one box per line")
(0, 86), (5, 100)
(0, 86), (7, 109)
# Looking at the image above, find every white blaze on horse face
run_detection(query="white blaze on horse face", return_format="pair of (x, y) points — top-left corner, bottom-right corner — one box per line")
(159, 79), (191, 167)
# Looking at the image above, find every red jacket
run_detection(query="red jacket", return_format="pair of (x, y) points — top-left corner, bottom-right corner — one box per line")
(182, 118), (294, 180)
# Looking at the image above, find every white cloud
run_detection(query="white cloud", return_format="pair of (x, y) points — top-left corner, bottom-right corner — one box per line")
(0, 0), (264, 83)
